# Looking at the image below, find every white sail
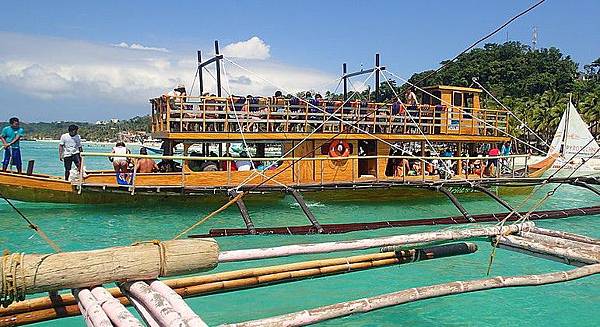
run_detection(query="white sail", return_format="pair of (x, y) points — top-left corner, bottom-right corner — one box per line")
(549, 101), (599, 159)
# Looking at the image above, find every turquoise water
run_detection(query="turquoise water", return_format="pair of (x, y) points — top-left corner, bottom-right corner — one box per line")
(1, 141), (599, 326)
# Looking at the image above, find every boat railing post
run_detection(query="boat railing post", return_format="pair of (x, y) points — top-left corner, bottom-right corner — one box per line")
(304, 102), (309, 132)
(166, 96), (171, 132)
(179, 97), (184, 132)
(227, 160), (231, 185)
(77, 154), (84, 194)
(202, 99), (206, 132)
(524, 155), (529, 177)
(320, 159), (324, 185)
(130, 168), (137, 195)
(511, 155), (516, 178)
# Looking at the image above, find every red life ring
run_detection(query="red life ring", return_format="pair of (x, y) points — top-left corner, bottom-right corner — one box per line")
(329, 140), (350, 157)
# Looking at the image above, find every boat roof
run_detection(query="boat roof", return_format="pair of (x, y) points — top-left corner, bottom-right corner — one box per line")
(422, 85), (482, 93)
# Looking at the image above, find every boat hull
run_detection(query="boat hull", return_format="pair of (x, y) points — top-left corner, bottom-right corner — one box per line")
(0, 172), (534, 205)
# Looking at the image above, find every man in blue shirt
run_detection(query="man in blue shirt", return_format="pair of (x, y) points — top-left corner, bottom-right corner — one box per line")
(1, 117), (25, 173)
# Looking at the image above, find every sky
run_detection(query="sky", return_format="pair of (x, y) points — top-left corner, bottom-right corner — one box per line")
(0, 0), (598, 122)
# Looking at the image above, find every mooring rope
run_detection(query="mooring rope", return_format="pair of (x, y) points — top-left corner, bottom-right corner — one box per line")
(0, 190), (61, 253)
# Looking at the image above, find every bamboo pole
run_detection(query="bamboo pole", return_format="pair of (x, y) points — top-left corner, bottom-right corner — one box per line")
(72, 289), (112, 327)
(527, 227), (600, 246)
(149, 280), (207, 327)
(121, 289), (160, 327)
(222, 264), (600, 327)
(0, 243), (476, 326)
(90, 287), (142, 327)
(218, 223), (532, 262)
(0, 239), (218, 298)
(495, 235), (600, 266)
(120, 281), (185, 326)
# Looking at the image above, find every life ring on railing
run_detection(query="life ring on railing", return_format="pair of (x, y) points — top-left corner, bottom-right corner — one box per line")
(329, 140), (350, 158)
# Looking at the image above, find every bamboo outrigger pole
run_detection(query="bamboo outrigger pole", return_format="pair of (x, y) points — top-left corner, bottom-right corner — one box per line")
(0, 243), (477, 326)
(223, 264), (600, 327)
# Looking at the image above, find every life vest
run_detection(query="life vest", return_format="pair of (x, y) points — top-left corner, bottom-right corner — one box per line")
(329, 140), (350, 158)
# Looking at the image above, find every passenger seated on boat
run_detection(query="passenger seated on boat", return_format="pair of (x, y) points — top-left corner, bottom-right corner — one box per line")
(270, 91), (286, 132)
(167, 84), (187, 131)
(158, 159), (181, 173)
(220, 153), (237, 171)
(288, 97), (301, 132)
(394, 158), (410, 177)
(235, 151), (253, 171)
(135, 147), (159, 173)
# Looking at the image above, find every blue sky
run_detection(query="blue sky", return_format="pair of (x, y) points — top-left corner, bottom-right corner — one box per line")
(0, 0), (598, 122)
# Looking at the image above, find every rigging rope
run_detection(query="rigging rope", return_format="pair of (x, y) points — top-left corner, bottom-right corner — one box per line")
(385, 70), (548, 154)
(485, 137), (600, 275)
(414, 0), (547, 87)
(471, 78), (551, 150)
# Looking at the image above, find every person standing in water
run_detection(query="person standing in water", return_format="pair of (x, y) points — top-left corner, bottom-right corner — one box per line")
(1, 117), (25, 173)
(58, 124), (83, 180)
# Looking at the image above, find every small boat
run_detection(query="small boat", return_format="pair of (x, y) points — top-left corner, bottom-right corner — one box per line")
(531, 101), (600, 175)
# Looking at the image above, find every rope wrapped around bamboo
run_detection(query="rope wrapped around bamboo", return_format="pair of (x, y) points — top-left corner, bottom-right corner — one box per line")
(0, 239), (219, 307)
(0, 242), (477, 326)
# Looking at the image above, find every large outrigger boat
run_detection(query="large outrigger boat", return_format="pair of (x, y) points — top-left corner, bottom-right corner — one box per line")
(0, 49), (556, 205)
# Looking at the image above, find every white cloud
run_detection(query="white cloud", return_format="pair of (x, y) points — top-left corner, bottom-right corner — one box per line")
(113, 42), (169, 53)
(222, 36), (270, 60)
(0, 32), (336, 120)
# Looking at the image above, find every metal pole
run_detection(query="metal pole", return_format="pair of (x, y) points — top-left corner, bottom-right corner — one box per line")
(197, 50), (203, 96)
(343, 63), (347, 101)
(375, 53), (380, 102)
(215, 40), (222, 97)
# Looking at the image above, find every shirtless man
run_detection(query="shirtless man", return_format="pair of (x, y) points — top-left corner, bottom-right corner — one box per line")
(135, 148), (159, 173)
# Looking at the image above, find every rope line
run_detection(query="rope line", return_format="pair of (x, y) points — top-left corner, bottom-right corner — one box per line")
(0, 190), (61, 253)
(414, 0), (547, 86)
(471, 78), (550, 150)
(485, 137), (600, 275)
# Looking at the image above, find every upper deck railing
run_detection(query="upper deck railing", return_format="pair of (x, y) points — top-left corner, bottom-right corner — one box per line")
(150, 95), (509, 137)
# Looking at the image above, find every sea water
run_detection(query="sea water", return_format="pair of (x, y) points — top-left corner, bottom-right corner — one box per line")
(1, 141), (599, 326)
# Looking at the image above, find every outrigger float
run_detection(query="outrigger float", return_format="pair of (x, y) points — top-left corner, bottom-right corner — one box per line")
(1, 221), (599, 326)
(0, 45), (559, 207)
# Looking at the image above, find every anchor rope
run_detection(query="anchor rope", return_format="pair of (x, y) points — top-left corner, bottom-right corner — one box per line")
(0, 190), (61, 253)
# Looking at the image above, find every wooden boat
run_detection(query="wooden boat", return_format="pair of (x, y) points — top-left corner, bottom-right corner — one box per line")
(0, 52), (556, 205)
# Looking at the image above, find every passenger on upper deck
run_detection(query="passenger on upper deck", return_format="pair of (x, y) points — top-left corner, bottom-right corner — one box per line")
(405, 87), (419, 106)
(135, 147), (159, 173)
(168, 84), (187, 98)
